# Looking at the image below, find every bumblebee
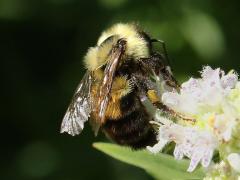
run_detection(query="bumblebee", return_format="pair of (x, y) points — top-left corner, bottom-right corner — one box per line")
(60, 23), (179, 149)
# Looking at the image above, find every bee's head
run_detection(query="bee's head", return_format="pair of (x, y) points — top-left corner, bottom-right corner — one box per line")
(84, 23), (151, 71)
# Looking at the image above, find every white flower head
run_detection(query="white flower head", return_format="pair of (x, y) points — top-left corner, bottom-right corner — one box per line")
(162, 66), (239, 141)
(149, 66), (240, 177)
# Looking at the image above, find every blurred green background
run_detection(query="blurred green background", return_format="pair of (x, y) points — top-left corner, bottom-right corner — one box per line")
(1, 0), (240, 179)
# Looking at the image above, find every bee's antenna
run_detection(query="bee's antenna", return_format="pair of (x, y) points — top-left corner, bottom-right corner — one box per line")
(151, 39), (171, 66)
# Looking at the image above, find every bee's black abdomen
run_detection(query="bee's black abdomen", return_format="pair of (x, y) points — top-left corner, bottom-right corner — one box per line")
(103, 93), (157, 149)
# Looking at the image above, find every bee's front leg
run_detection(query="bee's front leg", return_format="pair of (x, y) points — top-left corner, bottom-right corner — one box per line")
(138, 53), (180, 90)
(134, 56), (195, 122)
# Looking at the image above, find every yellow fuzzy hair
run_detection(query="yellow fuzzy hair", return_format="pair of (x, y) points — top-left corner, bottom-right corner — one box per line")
(111, 76), (132, 99)
(98, 23), (149, 59)
(105, 76), (132, 119)
(84, 47), (98, 71)
(84, 36), (119, 71)
(84, 23), (149, 71)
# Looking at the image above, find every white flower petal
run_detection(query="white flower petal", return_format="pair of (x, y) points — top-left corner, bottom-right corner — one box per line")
(227, 153), (240, 173)
(221, 72), (238, 89)
(187, 151), (203, 172)
(146, 139), (169, 154)
(161, 92), (180, 107)
(201, 149), (213, 167)
(173, 144), (184, 160)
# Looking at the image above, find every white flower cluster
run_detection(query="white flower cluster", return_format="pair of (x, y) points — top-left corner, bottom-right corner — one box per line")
(148, 66), (240, 177)
(147, 113), (218, 172)
(162, 66), (239, 142)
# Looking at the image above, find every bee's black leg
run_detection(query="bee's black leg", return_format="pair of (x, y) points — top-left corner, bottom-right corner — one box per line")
(138, 54), (180, 89)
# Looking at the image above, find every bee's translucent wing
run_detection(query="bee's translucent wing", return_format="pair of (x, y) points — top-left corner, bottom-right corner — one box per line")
(60, 72), (92, 136)
(97, 39), (126, 123)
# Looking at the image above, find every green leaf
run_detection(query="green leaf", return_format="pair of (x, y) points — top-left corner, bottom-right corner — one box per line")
(93, 142), (205, 180)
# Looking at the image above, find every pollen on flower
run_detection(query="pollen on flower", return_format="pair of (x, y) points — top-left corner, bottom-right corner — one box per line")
(207, 114), (215, 128)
